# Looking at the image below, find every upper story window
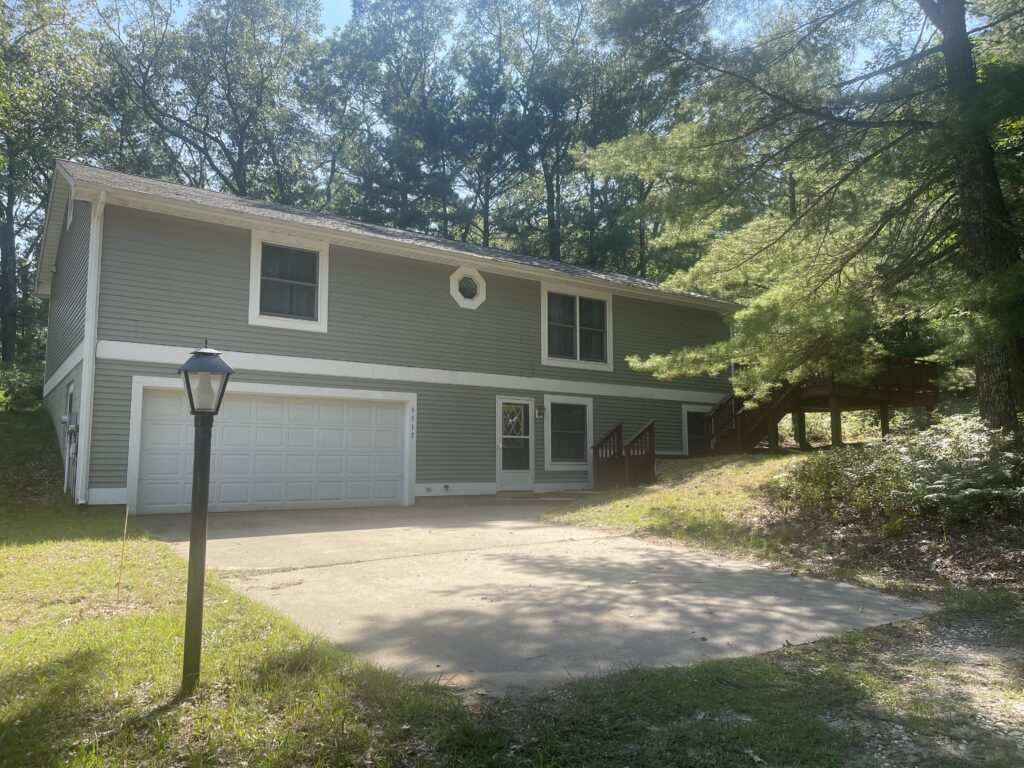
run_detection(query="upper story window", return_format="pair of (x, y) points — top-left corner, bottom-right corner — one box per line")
(248, 231), (329, 333)
(541, 283), (613, 371)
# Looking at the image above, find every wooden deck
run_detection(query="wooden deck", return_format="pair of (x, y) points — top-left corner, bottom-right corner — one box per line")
(705, 358), (939, 452)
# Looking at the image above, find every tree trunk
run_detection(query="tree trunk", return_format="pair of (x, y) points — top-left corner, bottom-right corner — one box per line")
(0, 217), (17, 363)
(1010, 336), (1024, 413)
(543, 167), (561, 261)
(481, 186), (491, 248)
(924, 0), (1020, 427)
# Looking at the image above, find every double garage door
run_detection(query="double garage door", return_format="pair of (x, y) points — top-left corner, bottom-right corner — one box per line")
(138, 389), (406, 514)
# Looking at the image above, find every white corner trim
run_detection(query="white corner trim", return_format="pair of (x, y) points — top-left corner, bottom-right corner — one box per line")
(543, 394), (594, 474)
(42, 341), (85, 397)
(449, 265), (486, 309)
(87, 487), (128, 506)
(95, 339), (729, 405)
(125, 376), (418, 514)
(540, 281), (614, 372)
(415, 482), (497, 496)
(248, 229), (329, 333)
(75, 191), (107, 504)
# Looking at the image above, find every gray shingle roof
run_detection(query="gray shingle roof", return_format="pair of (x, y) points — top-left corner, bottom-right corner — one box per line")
(58, 160), (735, 309)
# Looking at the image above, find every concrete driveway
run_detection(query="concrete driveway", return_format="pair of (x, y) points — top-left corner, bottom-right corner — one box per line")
(141, 498), (930, 693)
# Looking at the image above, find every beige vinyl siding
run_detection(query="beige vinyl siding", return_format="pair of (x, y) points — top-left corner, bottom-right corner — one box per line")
(87, 360), (700, 491)
(44, 200), (91, 376)
(97, 206), (731, 394)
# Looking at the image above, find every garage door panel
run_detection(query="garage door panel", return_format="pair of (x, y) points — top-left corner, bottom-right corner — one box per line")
(219, 453), (251, 476)
(221, 399), (252, 420)
(256, 427), (284, 447)
(348, 429), (372, 449)
(319, 403), (346, 424)
(221, 425), (253, 447)
(218, 483), (251, 504)
(346, 481), (372, 501)
(254, 454), (283, 474)
(374, 455), (400, 474)
(374, 480), (400, 500)
(318, 428), (345, 449)
(286, 454), (315, 474)
(138, 390), (406, 513)
(348, 404), (373, 426)
(376, 407), (402, 427)
(287, 428), (315, 448)
(253, 482), (283, 503)
(255, 399), (283, 422)
(288, 401), (316, 422)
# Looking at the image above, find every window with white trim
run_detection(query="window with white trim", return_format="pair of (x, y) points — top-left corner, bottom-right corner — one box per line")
(543, 394), (593, 471)
(249, 232), (329, 333)
(541, 284), (612, 370)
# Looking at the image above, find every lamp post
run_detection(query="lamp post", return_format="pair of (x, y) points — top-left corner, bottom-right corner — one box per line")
(178, 341), (234, 697)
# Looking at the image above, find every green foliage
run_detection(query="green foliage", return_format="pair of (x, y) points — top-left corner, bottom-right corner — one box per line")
(771, 415), (1024, 532)
(592, 0), (1024, 415)
(0, 362), (42, 410)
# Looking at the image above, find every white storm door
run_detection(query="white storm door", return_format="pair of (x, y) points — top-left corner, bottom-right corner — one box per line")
(497, 398), (534, 492)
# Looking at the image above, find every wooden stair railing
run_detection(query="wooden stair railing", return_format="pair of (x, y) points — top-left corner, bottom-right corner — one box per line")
(702, 356), (940, 453)
(624, 419), (657, 486)
(592, 420), (658, 489)
(592, 422), (625, 489)
(704, 383), (798, 453)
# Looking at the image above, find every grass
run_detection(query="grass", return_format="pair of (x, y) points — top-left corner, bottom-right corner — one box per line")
(2, 411), (1022, 766)
(548, 453), (803, 561)
(1, 411), (464, 767)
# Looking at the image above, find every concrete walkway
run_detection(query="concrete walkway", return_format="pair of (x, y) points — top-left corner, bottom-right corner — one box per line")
(141, 499), (931, 693)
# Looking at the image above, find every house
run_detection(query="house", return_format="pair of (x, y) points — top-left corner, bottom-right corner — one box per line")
(37, 161), (736, 514)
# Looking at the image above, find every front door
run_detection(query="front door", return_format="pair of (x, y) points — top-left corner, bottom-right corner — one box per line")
(497, 398), (533, 491)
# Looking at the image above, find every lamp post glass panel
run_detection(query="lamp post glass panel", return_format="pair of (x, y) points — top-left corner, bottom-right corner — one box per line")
(178, 342), (234, 696)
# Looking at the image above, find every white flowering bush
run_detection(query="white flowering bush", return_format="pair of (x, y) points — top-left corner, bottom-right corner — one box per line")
(770, 414), (1024, 533)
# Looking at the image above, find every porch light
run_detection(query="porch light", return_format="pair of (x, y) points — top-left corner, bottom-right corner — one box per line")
(179, 341), (234, 415)
(177, 340), (234, 697)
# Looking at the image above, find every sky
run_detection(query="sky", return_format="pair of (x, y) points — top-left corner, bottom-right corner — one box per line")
(320, 0), (352, 34)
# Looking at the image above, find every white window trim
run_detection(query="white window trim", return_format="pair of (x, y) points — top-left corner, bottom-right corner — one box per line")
(248, 230), (329, 333)
(540, 281), (613, 372)
(543, 394), (594, 473)
(450, 265), (486, 309)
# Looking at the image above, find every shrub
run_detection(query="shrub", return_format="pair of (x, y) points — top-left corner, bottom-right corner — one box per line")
(770, 414), (1024, 533)
(0, 363), (43, 411)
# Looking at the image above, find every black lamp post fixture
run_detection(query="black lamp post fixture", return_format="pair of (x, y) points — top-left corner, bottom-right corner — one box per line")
(178, 341), (234, 697)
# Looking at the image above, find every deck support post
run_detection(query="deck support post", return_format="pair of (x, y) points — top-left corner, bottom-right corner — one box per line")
(793, 409), (809, 450)
(829, 396), (843, 447)
(880, 401), (891, 437)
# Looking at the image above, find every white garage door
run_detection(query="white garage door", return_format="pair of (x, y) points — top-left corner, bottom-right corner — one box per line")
(138, 389), (406, 514)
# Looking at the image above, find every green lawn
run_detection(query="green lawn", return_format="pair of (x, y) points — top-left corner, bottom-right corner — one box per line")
(2, 411), (1022, 766)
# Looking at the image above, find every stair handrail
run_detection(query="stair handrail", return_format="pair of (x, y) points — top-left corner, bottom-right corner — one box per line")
(624, 419), (657, 486)
(591, 421), (624, 453)
(592, 422), (625, 490)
